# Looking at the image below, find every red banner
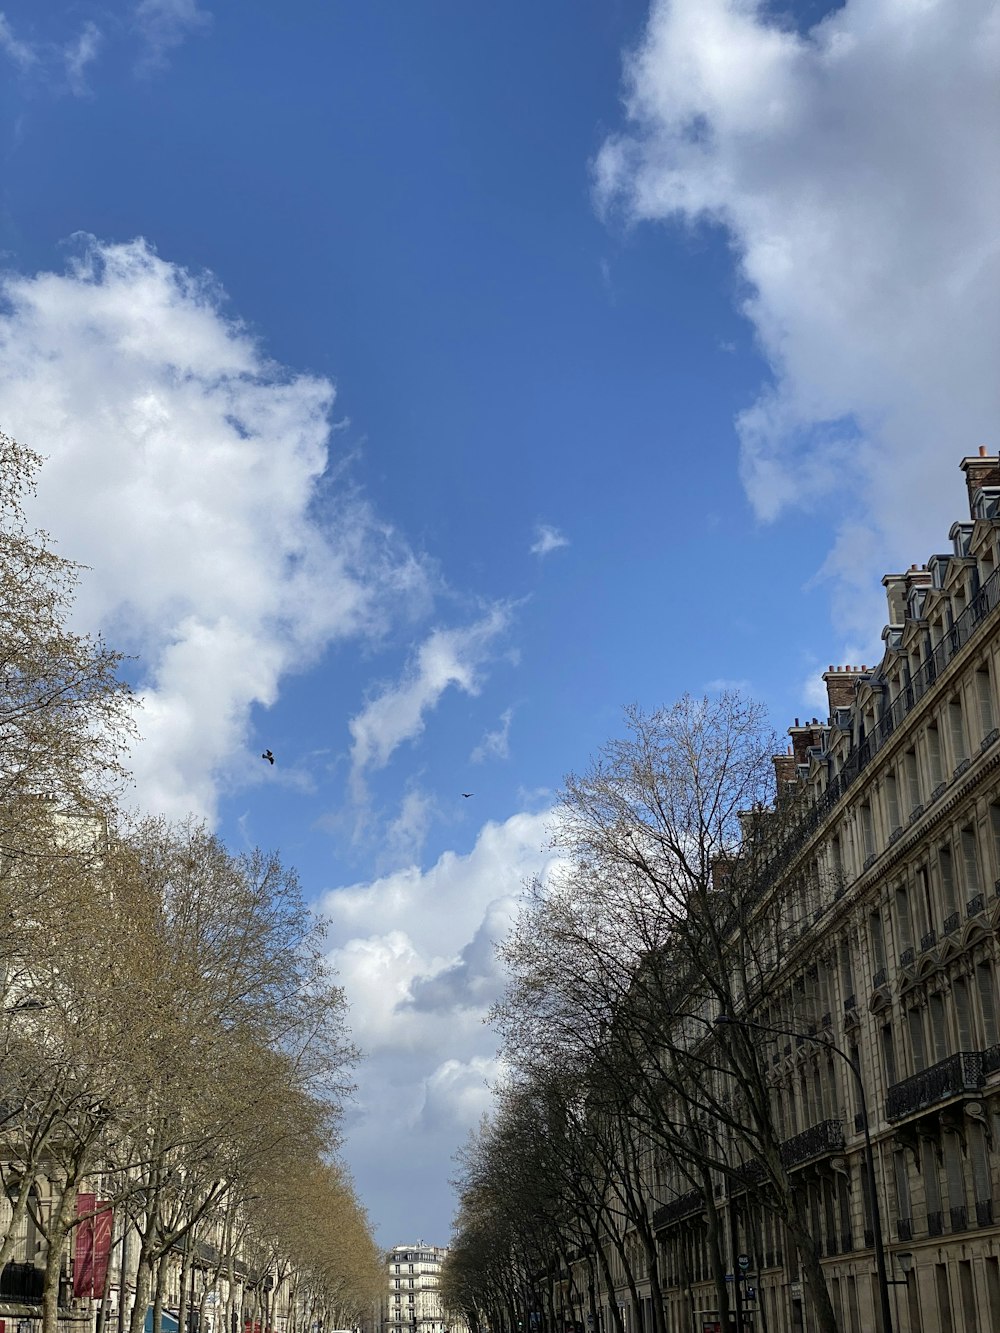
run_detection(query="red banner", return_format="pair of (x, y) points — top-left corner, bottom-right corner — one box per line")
(73, 1194), (97, 1298)
(91, 1201), (114, 1298)
(73, 1194), (114, 1299)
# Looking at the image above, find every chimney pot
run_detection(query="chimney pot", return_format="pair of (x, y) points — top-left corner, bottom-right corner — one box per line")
(981, 445), (988, 457)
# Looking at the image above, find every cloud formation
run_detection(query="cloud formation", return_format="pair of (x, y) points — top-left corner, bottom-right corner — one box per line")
(348, 605), (513, 791)
(133, 0), (211, 69)
(320, 809), (562, 1239)
(470, 707), (513, 764)
(597, 0), (1000, 639)
(530, 523), (570, 557)
(0, 9), (103, 93)
(0, 237), (433, 820)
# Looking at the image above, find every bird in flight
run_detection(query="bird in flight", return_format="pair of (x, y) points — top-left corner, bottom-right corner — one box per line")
(262, 750), (274, 765)
(462, 792), (473, 798)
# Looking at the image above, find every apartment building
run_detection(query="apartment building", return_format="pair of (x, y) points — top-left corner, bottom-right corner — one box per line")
(385, 1244), (449, 1333)
(641, 450), (1000, 1331)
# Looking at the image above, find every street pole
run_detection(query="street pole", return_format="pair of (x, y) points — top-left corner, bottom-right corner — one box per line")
(715, 1014), (894, 1333)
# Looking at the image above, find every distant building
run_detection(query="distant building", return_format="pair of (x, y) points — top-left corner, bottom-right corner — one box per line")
(385, 1243), (450, 1333)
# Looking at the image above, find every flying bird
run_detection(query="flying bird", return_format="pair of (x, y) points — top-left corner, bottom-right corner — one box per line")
(262, 750), (274, 765)
(462, 792), (473, 798)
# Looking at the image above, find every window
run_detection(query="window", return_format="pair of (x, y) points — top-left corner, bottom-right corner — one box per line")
(860, 803), (876, 860)
(949, 696), (968, 766)
(885, 773), (901, 832)
(976, 961), (999, 1046)
(904, 747), (921, 811)
(894, 884), (913, 953)
(893, 1149), (911, 1228)
(961, 824), (981, 900)
(939, 843), (958, 916)
(930, 993), (949, 1060)
(928, 721), (944, 786)
(977, 664), (995, 738)
(907, 1007), (927, 1073)
(869, 908), (886, 976)
(953, 976), (974, 1049)
(916, 866), (934, 939)
(881, 1023), (898, 1086)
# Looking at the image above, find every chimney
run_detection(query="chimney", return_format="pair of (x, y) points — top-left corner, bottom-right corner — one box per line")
(961, 447), (1000, 516)
(788, 719), (825, 767)
(822, 665), (867, 717)
(882, 573), (907, 625)
(773, 752), (797, 787)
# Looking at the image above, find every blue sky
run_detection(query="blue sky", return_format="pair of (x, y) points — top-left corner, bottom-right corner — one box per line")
(1, 0), (997, 1246)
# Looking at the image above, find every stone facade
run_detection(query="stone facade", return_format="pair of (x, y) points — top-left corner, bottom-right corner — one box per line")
(591, 450), (1000, 1331)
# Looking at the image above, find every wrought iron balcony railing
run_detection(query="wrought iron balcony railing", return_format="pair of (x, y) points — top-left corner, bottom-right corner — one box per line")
(780, 1119), (845, 1169)
(886, 1051), (984, 1121)
(652, 1189), (704, 1229)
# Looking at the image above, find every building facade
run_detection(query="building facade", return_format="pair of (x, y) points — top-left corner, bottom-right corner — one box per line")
(385, 1244), (450, 1333)
(600, 451), (1000, 1331)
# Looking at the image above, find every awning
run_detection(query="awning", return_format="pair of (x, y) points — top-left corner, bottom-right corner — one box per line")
(144, 1309), (180, 1333)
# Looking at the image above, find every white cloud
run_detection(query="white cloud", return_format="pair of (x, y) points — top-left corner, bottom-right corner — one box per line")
(320, 809), (562, 1240)
(530, 523), (570, 557)
(133, 0), (210, 69)
(0, 237), (434, 820)
(385, 786), (436, 867)
(348, 605), (512, 790)
(470, 706), (513, 764)
(64, 22), (101, 95)
(0, 13), (37, 69)
(597, 0), (1000, 642)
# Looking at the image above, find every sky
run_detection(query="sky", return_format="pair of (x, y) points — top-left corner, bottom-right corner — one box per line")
(0, 0), (998, 1248)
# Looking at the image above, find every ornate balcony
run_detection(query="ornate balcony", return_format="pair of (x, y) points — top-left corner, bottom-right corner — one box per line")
(0, 1262), (43, 1304)
(928, 1210), (944, 1237)
(780, 1119), (845, 1169)
(944, 911), (961, 934)
(872, 968), (887, 989)
(920, 929), (937, 952)
(652, 1189), (704, 1229)
(967, 893), (985, 917)
(886, 1051), (984, 1121)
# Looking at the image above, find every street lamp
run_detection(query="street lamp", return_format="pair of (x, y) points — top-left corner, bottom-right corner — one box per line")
(715, 1013), (901, 1333)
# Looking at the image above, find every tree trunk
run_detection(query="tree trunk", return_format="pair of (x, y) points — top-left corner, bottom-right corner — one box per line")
(152, 1250), (169, 1333)
(129, 1245), (154, 1333)
(41, 1181), (77, 1333)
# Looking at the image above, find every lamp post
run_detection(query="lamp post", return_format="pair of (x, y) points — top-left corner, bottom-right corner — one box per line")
(715, 1013), (904, 1333)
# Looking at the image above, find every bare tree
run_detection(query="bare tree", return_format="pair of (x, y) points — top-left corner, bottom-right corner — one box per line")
(495, 694), (841, 1333)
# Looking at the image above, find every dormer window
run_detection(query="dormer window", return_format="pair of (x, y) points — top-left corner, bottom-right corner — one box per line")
(972, 487), (1000, 521)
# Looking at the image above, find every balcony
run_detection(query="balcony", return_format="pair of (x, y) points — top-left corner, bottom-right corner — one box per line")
(950, 1205), (969, 1232)
(982, 1045), (1000, 1076)
(944, 911), (961, 935)
(872, 968), (887, 989)
(652, 1189), (704, 1229)
(920, 929), (937, 953)
(780, 1119), (845, 1169)
(928, 1210), (944, 1237)
(0, 1262), (43, 1304)
(966, 893), (985, 917)
(899, 948), (915, 967)
(896, 1218), (912, 1241)
(886, 1051), (984, 1121)
(976, 1199), (994, 1227)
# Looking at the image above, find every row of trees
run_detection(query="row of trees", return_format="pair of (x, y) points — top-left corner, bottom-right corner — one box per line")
(0, 432), (383, 1333)
(442, 697), (845, 1333)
